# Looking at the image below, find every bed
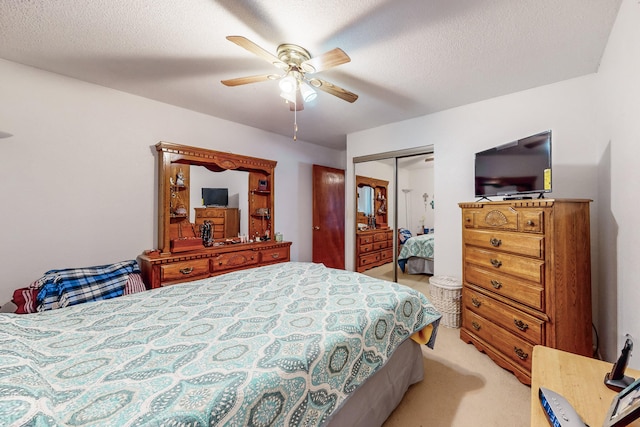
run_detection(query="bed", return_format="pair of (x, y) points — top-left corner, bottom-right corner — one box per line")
(398, 233), (435, 275)
(0, 262), (441, 426)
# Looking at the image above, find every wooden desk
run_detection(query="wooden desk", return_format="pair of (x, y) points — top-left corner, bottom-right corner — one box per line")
(531, 345), (640, 426)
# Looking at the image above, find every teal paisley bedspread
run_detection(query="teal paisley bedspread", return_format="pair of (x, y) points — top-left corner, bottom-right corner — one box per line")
(0, 262), (441, 426)
(399, 233), (435, 261)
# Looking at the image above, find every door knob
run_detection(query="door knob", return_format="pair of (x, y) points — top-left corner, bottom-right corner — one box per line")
(313, 226), (320, 230)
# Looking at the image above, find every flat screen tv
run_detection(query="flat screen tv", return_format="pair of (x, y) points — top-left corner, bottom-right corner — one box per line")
(474, 130), (552, 199)
(201, 188), (228, 207)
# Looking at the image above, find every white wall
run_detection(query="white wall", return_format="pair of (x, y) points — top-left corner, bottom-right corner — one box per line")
(0, 59), (344, 303)
(596, 0), (640, 366)
(347, 74), (601, 273)
(408, 166), (434, 234)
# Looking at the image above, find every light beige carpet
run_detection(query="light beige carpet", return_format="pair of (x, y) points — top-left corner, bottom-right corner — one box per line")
(363, 263), (531, 427)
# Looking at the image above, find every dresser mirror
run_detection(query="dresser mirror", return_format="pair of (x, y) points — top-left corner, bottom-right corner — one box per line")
(188, 167), (248, 235)
(155, 142), (276, 255)
(356, 184), (375, 217)
(355, 175), (389, 229)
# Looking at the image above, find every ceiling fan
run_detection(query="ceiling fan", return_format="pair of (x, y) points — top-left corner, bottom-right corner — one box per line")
(221, 36), (358, 112)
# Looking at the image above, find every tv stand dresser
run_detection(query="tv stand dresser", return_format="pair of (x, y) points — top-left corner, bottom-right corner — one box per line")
(459, 199), (592, 385)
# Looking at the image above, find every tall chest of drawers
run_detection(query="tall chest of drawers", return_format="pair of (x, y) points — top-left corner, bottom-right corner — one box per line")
(459, 199), (592, 385)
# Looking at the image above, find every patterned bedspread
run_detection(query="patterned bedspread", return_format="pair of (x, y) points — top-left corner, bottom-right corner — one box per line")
(0, 262), (441, 426)
(398, 234), (435, 272)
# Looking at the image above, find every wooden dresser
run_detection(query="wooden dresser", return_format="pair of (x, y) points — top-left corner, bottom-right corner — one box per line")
(138, 142), (291, 288)
(194, 207), (239, 239)
(139, 241), (291, 288)
(459, 199), (592, 385)
(356, 228), (393, 272)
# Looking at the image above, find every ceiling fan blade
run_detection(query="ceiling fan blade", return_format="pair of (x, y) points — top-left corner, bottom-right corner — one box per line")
(301, 48), (351, 73)
(226, 36), (287, 69)
(309, 78), (359, 103)
(221, 74), (276, 86)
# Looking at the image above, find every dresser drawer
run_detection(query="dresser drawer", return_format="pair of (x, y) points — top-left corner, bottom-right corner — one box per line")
(373, 232), (388, 242)
(212, 250), (258, 272)
(196, 209), (225, 218)
(463, 229), (544, 259)
(465, 264), (544, 310)
(358, 234), (373, 245)
(359, 243), (373, 253)
(379, 248), (393, 262)
(465, 246), (544, 284)
(359, 252), (380, 268)
(463, 287), (544, 344)
(260, 246), (289, 264)
(373, 240), (387, 250)
(160, 259), (210, 283)
(463, 207), (518, 230)
(464, 310), (534, 373)
(463, 206), (545, 234)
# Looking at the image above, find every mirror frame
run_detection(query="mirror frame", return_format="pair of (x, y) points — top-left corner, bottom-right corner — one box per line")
(156, 142), (276, 255)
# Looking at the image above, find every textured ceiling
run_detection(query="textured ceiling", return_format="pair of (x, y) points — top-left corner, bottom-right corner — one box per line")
(0, 0), (622, 150)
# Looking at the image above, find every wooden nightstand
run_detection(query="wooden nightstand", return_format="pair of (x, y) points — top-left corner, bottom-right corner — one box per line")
(531, 345), (640, 426)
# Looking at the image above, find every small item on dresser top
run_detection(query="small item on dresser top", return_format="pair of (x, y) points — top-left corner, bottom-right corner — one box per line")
(604, 335), (635, 392)
(603, 377), (640, 427)
(275, 232), (283, 242)
(200, 221), (213, 247)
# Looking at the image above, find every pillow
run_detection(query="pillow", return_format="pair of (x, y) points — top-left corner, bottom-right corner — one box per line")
(398, 228), (413, 244)
(12, 287), (39, 314)
(36, 260), (140, 311)
(124, 273), (146, 295)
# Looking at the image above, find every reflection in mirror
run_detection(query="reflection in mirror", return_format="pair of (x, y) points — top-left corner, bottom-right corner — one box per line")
(189, 167), (248, 236)
(357, 185), (374, 216)
(354, 150), (434, 284)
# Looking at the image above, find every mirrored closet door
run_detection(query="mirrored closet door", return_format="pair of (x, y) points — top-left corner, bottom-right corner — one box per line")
(354, 147), (434, 284)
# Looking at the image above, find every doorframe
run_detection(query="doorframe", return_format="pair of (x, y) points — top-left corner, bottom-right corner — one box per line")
(353, 145), (434, 282)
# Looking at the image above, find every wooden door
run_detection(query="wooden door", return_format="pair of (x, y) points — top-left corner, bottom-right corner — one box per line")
(312, 165), (345, 269)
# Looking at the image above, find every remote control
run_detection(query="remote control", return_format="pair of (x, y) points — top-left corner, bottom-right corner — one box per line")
(539, 387), (589, 427)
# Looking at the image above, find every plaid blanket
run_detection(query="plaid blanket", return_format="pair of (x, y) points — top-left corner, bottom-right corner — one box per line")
(37, 260), (140, 311)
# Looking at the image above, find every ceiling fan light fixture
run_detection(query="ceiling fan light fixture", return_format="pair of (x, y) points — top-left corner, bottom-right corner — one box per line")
(280, 90), (296, 104)
(279, 74), (296, 93)
(299, 81), (317, 102)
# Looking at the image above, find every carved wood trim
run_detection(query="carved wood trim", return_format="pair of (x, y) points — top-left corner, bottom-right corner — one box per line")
(156, 141), (277, 174)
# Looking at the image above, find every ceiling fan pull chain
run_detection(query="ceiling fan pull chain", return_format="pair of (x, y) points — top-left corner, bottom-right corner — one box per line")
(293, 102), (298, 141)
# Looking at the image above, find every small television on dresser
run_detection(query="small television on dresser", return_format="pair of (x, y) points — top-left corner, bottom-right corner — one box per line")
(201, 187), (228, 207)
(474, 130), (552, 200)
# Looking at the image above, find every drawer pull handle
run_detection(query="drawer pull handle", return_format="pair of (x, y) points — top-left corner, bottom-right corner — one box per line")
(490, 258), (502, 268)
(527, 220), (535, 226)
(514, 347), (529, 361)
(471, 321), (481, 331)
(514, 319), (529, 332)
(490, 279), (502, 289)
(465, 217), (471, 222)
(490, 238), (502, 247)
(471, 298), (481, 308)
(179, 267), (194, 275)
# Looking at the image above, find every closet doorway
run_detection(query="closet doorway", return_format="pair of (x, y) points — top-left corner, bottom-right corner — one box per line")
(353, 146), (434, 284)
